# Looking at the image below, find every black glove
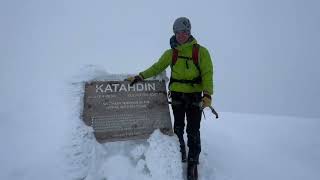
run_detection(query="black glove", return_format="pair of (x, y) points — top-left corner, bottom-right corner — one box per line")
(125, 75), (144, 86)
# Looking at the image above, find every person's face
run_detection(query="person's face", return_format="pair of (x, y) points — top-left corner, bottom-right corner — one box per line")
(175, 31), (190, 44)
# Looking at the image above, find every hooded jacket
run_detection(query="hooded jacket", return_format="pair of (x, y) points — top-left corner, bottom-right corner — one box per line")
(140, 37), (214, 95)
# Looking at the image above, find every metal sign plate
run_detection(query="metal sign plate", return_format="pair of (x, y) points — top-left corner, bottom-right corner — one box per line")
(82, 80), (173, 142)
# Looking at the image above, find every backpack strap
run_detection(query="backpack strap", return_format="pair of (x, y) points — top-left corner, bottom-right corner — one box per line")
(192, 44), (200, 65)
(192, 44), (201, 74)
(172, 48), (179, 65)
(171, 44), (200, 65)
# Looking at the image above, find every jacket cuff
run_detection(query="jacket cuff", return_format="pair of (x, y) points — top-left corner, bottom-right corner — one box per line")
(138, 73), (145, 80)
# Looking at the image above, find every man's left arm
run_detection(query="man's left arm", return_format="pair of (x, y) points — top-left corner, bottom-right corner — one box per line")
(199, 47), (214, 96)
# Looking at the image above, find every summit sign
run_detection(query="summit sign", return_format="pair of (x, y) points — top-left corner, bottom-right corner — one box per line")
(82, 80), (173, 143)
(95, 83), (156, 93)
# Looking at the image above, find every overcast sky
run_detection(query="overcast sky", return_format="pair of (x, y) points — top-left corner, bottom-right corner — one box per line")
(1, 0), (319, 118)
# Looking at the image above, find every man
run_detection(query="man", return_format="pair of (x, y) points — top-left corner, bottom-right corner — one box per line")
(126, 17), (214, 180)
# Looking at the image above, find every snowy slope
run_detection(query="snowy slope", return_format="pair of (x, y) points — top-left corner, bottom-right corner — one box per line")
(202, 112), (320, 180)
(1, 66), (319, 180)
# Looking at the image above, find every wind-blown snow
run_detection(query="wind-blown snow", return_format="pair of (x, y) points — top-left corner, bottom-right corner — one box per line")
(65, 124), (183, 180)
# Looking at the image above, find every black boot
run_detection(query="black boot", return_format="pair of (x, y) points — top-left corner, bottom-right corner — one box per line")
(187, 162), (198, 180)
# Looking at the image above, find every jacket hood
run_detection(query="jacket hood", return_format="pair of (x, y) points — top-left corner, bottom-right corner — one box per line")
(170, 35), (197, 49)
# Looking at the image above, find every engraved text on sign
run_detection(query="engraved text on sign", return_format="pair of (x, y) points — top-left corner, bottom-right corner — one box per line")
(83, 80), (173, 142)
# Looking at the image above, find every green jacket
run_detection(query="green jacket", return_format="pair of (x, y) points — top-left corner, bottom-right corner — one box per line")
(140, 38), (214, 95)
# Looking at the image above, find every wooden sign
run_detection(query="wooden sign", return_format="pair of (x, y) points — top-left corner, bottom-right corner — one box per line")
(82, 80), (173, 142)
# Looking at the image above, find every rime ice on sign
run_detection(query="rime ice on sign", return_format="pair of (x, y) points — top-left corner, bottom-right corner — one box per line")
(83, 80), (173, 142)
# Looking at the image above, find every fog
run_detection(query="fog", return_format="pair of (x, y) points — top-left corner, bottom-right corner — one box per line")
(1, 0), (319, 118)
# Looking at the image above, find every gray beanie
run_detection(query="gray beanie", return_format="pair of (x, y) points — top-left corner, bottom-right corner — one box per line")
(173, 17), (191, 34)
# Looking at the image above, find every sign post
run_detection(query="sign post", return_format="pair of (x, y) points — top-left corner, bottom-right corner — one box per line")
(82, 80), (173, 143)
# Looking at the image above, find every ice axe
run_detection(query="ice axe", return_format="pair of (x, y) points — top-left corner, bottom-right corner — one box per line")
(200, 102), (219, 119)
(208, 106), (219, 119)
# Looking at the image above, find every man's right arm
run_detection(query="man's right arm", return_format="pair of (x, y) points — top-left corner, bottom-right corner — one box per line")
(139, 50), (172, 79)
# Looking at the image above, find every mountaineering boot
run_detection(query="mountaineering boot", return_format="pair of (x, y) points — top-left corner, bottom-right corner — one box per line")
(187, 162), (198, 180)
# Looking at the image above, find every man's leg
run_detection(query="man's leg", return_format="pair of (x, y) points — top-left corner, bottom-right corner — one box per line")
(186, 103), (202, 164)
(171, 93), (187, 162)
(186, 103), (202, 180)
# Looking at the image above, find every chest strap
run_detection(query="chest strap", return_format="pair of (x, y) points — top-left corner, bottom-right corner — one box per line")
(169, 44), (201, 87)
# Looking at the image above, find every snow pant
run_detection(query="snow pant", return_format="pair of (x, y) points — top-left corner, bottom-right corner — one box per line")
(170, 91), (202, 164)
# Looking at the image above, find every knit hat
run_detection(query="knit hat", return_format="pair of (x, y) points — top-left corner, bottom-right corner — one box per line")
(173, 17), (191, 34)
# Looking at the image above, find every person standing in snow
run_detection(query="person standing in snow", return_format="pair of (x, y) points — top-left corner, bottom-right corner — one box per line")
(126, 17), (214, 180)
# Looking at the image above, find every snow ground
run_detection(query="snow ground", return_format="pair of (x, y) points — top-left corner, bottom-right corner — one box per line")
(1, 66), (319, 180)
(62, 112), (320, 180)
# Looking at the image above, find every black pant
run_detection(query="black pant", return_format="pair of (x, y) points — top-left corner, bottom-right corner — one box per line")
(170, 91), (202, 163)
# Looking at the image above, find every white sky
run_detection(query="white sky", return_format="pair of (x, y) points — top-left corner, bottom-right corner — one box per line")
(1, 0), (319, 117)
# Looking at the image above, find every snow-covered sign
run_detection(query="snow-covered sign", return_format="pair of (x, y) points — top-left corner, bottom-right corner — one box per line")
(83, 80), (173, 143)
